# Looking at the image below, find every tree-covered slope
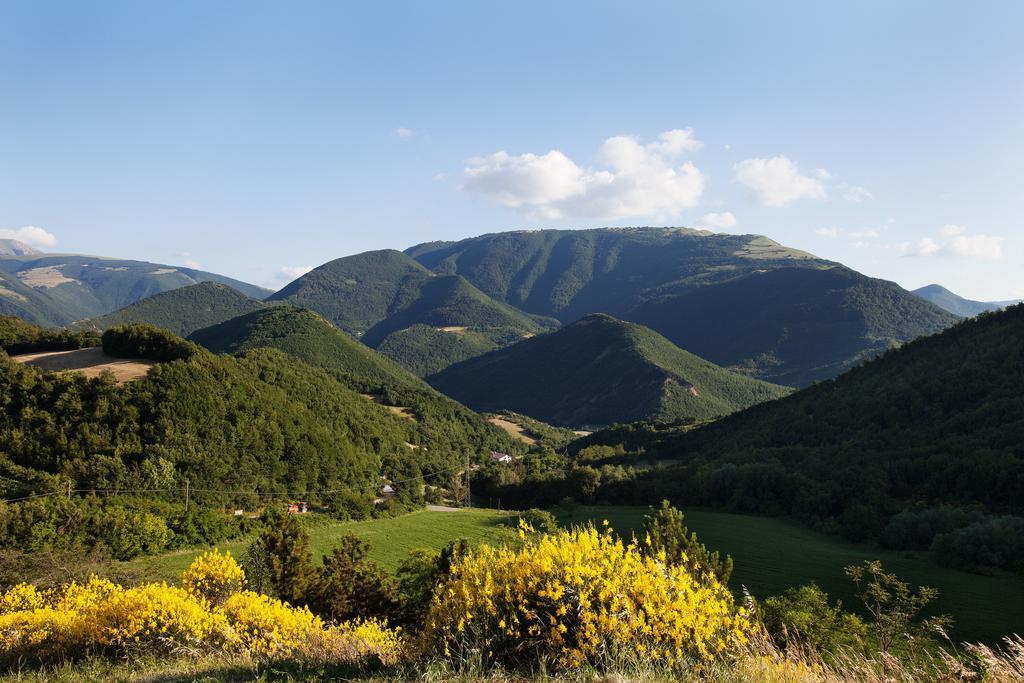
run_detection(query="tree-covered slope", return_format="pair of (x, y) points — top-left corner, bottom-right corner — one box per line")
(189, 305), (422, 391)
(428, 314), (790, 427)
(407, 228), (957, 386)
(0, 253), (270, 326)
(631, 266), (960, 386)
(72, 282), (265, 337)
(188, 306), (526, 457)
(912, 284), (1000, 317)
(267, 251), (559, 375)
(267, 250), (435, 335)
(600, 304), (1024, 539)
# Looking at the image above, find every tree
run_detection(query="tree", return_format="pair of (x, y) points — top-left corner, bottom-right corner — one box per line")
(307, 535), (399, 623)
(845, 560), (951, 659)
(641, 500), (733, 586)
(395, 538), (471, 626)
(243, 507), (316, 603)
(760, 583), (866, 653)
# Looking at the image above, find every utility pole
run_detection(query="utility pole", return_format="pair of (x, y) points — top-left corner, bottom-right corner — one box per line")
(465, 451), (471, 508)
(184, 479), (190, 513)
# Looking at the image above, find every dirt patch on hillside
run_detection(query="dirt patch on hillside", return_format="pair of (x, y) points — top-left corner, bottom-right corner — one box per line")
(11, 348), (155, 384)
(488, 417), (537, 445)
(359, 394), (416, 421)
(17, 266), (77, 289)
(437, 326), (468, 334)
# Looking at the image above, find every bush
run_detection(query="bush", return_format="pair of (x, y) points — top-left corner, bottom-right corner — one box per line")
(0, 550), (403, 666)
(422, 522), (749, 671)
(180, 548), (246, 606)
(242, 508), (316, 603)
(931, 516), (1024, 573)
(306, 535), (399, 623)
(641, 500), (733, 585)
(759, 583), (866, 653)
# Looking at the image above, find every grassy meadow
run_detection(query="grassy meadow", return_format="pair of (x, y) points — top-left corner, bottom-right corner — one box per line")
(128, 505), (1023, 645)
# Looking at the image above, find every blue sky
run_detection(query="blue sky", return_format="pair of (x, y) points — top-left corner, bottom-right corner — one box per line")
(1, 1), (1021, 298)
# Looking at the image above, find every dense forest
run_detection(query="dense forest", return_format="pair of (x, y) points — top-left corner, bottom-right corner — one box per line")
(429, 314), (789, 427)
(474, 306), (1024, 574)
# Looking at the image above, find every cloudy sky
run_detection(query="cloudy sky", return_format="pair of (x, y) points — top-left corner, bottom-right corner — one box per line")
(1, 1), (1021, 298)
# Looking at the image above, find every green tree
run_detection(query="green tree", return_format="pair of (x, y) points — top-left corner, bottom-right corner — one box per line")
(243, 508), (315, 603)
(845, 560), (951, 658)
(641, 500), (733, 586)
(760, 583), (867, 653)
(307, 535), (398, 623)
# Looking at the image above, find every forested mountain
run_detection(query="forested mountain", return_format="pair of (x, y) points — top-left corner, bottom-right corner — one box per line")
(912, 284), (1002, 317)
(188, 305), (524, 456)
(0, 252), (269, 326)
(428, 314), (789, 427)
(406, 228), (958, 386)
(0, 319), (521, 514)
(72, 282), (265, 336)
(582, 304), (1024, 551)
(267, 250), (558, 375)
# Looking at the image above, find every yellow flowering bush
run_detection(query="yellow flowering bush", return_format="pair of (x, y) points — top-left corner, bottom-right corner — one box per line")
(0, 550), (403, 666)
(180, 548), (246, 605)
(423, 522), (750, 670)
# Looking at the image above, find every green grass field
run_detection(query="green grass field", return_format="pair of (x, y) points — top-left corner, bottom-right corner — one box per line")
(129, 505), (1023, 645)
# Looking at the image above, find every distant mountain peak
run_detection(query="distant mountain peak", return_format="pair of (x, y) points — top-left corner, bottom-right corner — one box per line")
(0, 239), (43, 256)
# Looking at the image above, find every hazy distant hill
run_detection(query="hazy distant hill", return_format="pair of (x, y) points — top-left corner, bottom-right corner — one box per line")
(73, 282), (265, 337)
(913, 284), (1005, 317)
(0, 252), (270, 326)
(407, 228), (958, 386)
(0, 239), (42, 257)
(268, 250), (558, 375)
(428, 313), (790, 427)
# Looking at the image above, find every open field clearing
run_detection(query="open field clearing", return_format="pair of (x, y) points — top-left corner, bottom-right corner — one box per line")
(129, 506), (1021, 644)
(358, 393), (416, 420)
(10, 347), (154, 384)
(487, 416), (538, 444)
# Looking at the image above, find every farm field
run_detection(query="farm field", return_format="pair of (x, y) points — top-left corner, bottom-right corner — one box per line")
(130, 505), (1023, 645)
(9, 347), (154, 384)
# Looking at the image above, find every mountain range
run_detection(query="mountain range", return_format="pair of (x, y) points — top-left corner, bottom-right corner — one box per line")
(0, 249), (269, 327)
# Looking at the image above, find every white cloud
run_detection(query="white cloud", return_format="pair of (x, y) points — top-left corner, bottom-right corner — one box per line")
(948, 234), (1002, 260)
(394, 127), (416, 139)
(733, 155), (828, 207)
(0, 225), (57, 249)
(844, 185), (873, 203)
(815, 168), (832, 180)
(901, 226), (1002, 261)
(848, 229), (880, 239)
(694, 211), (737, 231)
(463, 128), (706, 220)
(815, 227), (840, 239)
(175, 251), (203, 270)
(279, 265), (314, 280)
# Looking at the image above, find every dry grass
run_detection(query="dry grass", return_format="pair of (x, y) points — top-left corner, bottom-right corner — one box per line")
(16, 266), (77, 288)
(488, 417), (538, 445)
(359, 394), (417, 421)
(10, 348), (154, 384)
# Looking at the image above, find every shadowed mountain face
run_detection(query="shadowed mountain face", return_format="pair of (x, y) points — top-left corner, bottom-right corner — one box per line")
(406, 228), (958, 386)
(428, 313), (790, 428)
(0, 252), (269, 327)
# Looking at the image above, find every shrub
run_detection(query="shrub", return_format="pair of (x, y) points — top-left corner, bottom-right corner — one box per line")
(0, 550), (403, 666)
(759, 583), (866, 653)
(422, 522), (749, 671)
(242, 508), (316, 603)
(180, 548), (246, 606)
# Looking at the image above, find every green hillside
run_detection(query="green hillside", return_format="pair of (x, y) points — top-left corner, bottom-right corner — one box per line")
(188, 306), (526, 457)
(189, 305), (421, 391)
(913, 284), (1000, 317)
(0, 253), (270, 326)
(575, 304), (1024, 568)
(407, 228), (957, 386)
(71, 282), (265, 336)
(267, 249), (434, 335)
(632, 266), (961, 386)
(268, 251), (558, 375)
(428, 313), (790, 427)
